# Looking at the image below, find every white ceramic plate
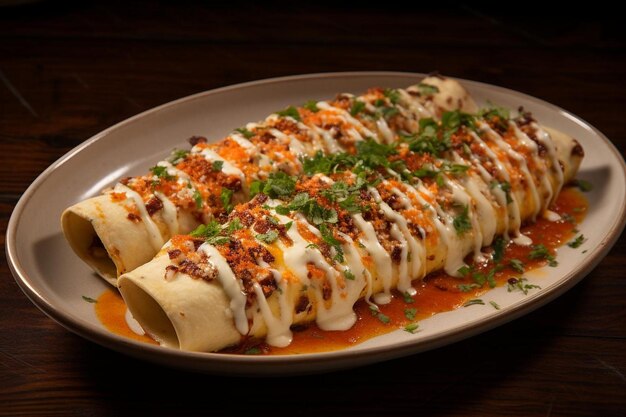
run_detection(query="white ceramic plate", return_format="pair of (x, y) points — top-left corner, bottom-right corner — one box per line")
(7, 72), (626, 376)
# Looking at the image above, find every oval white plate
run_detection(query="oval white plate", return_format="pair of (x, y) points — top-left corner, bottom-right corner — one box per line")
(7, 72), (626, 376)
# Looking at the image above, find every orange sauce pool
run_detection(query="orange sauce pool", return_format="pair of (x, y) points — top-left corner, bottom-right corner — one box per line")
(95, 186), (587, 355)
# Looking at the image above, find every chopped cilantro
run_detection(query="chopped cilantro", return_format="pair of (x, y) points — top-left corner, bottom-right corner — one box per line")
(567, 234), (586, 248)
(253, 172), (296, 199)
(404, 308), (417, 320)
(369, 305), (391, 324)
(276, 106), (301, 121)
(463, 299), (485, 307)
(192, 189), (203, 209)
(507, 277), (541, 295)
(402, 292), (415, 303)
(276, 193), (338, 225)
(256, 230), (279, 244)
(416, 82), (439, 96)
(169, 149), (189, 165)
(149, 165), (174, 180)
(509, 259), (525, 273)
(303, 100), (320, 113)
(458, 283), (481, 292)
(492, 237), (506, 263)
(225, 218), (243, 234)
(220, 188), (234, 213)
(212, 160), (224, 172)
(350, 100), (366, 117)
(453, 205), (472, 236)
(190, 221), (231, 246)
(190, 220), (221, 239)
(235, 127), (254, 139)
(383, 88), (401, 104)
(489, 301), (501, 310)
(344, 269), (355, 280)
(528, 244), (558, 267)
(480, 105), (510, 121)
(319, 224), (344, 263)
(457, 265), (472, 277)
(284, 221), (293, 231)
(82, 295), (97, 303)
(404, 323), (419, 334)
(490, 181), (513, 204)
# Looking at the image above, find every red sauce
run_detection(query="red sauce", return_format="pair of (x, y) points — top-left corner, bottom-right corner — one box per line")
(95, 290), (157, 345)
(96, 186), (587, 355)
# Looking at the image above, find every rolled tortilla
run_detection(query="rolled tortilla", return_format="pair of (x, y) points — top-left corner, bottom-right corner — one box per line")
(118, 109), (583, 352)
(62, 76), (477, 284)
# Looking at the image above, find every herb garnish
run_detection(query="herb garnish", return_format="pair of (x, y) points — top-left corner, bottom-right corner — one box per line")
(150, 165), (174, 180)
(250, 172), (296, 199)
(256, 230), (279, 244)
(528, 244), (558, 267)
(369, 305), (391, 324)
(416, 83), (439, 96)
(82, 295), (97, 303)
(509, 259), (525, 273)
(404, 323), (419, 334)
(169, 149), (189, 165)
(350, 100), (366, 117)
(303, 100), (320, 113)
(453, 205), (472, 235)
(507, 277), (541, 295)
(235, 127), (254, 139)
(212, 160), (224, 172)
(192, 189), (203, 209)
(220, 188), (234, 213)
(190, 220), (230, 245)
(463, 299), (485, 307)
(276, 106), (301, 121)
(567, 234), (586, 248)
(404, 308), (417, 320)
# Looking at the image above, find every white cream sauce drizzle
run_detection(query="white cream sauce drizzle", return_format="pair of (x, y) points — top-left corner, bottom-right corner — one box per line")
(114, 184), (164, 251)
(480, 122), (542, 222)
(252, 277), (292, 348)
(468, 131), (530, 245)
(352, 213), (393, 305)
(197, 243), (249, 335)
(533, 123), (565, 208)
(124, 308), (146, 336)
(368, 185), (423, 296)
(196, 147), (246, 183)
(154, 191), (179, 236)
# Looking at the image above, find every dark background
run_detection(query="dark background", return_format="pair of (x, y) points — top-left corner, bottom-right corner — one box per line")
(1, 2), (624, 416)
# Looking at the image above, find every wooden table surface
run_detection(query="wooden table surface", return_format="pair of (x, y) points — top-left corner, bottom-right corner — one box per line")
(1, 2), (624, 416)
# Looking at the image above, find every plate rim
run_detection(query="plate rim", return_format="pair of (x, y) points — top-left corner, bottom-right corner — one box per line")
(7, 71), (626, 374)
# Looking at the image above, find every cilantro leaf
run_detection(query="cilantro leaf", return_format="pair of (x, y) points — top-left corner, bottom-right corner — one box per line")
(220, 188), (234, 213)
(235, 127), (254, 139)
(256, 230), (279, 244)
(528, 244), (558, 267)
(350, 100), (366, 117)
(192, 189), (203, 209)
(567, 234), (586, 248)
(150, 165), (174, 180)
(416, 82), (439, 96)
(303, 100), (320, 113)
(169, 149), (189, 165)
(453, 205), (472, 235)
(276, 106), (301, 121)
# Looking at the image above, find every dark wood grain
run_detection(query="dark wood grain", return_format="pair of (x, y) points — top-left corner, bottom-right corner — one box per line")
(1, 2), (624, 416)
